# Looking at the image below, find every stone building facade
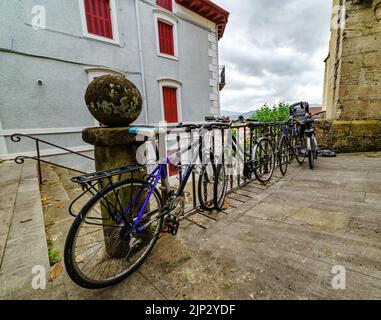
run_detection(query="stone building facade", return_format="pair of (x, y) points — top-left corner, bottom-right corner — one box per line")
(323, 0), (381, 121)
(319, 0), (381, 152)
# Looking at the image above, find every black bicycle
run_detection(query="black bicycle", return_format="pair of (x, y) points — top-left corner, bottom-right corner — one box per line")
(197, 123), (230, 211)
(206, 116), (276, 184)
(303, 111), (326, 169)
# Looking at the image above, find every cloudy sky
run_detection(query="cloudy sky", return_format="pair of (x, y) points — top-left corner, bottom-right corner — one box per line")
(213, 0), (333, 113)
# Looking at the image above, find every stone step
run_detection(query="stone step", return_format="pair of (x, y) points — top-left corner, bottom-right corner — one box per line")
(40, 164), (73, 262)
(0, 160), (51, 299)
(0, 161), (23, 267)
(39, 164), (91, 267)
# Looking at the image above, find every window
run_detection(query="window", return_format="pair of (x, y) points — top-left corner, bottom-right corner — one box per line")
(157, 0), (172, 11)
(79, 0), (119, 44)
(158, 21), (174, 56)
(162, 87), (178, 123)
(153, 10), (178, 59)
(84, 0), (113, 39)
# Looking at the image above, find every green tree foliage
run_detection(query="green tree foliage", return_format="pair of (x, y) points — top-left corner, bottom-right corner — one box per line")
(251, 102), (290, 123)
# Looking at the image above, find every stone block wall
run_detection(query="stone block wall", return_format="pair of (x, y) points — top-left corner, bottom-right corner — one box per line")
(323, 0), (381, 121)
(315, 119), (381, 152)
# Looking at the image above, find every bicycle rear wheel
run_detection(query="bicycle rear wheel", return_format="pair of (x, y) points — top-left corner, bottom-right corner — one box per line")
(64, 179), (163, 289)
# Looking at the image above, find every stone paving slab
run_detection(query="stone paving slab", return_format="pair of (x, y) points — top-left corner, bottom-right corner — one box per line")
(0, 162), (22, 265)
(0, 160), (51, 300)
(1, 153), (381, 300)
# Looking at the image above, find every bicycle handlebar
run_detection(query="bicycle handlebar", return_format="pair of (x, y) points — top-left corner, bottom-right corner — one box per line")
(177, 122), (230, 131)
(311, 111), (326, 118)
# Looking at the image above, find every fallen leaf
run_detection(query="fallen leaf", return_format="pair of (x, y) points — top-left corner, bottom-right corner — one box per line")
(20, 219), (33, 224)
(49, 262), (63, 282)
(41, 195), (54, 202)
(56, 204), (65, 209)
(222, 199), (231, 209)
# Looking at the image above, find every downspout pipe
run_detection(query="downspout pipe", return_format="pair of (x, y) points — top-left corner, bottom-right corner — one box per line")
(135, 0), (149, 124)
(216, 25), (220, 117)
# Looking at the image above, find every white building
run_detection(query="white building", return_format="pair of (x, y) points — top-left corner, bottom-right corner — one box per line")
(0, 0), (229, 168)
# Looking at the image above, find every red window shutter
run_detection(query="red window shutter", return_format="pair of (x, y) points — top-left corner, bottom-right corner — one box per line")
(158, 21), (174, 56)
(156, 0), (172, 11)
(168, 163), (178, 176)
(163, 87), (178, 123)
(84, 0), (113, 39)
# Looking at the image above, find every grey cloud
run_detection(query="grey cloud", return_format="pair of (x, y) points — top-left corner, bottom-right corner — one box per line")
(213, 0), (332, 112)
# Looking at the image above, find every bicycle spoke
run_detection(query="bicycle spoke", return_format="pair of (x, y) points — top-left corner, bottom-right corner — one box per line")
(67, 179), (163, 288)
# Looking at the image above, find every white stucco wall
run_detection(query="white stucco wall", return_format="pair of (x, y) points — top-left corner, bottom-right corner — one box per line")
(0, 0), (220, 168)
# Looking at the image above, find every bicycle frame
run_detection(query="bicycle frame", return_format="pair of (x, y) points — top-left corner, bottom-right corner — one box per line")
(115, 131), (203, 234)
(231, 126), (272, 171)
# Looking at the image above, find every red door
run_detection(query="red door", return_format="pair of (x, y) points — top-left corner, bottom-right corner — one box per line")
(162, 87), (178, 123)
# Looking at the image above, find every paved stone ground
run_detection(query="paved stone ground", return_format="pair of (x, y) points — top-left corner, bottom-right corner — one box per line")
(1, 153), (381, 299)
(0, 160), (52, 299)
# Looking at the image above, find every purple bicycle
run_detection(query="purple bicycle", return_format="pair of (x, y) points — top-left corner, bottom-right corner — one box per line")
(64, 122), (229, 289)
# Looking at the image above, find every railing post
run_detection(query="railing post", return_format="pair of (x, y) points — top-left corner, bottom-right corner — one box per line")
(35, 140), (42, 185)
(190, 129), (197, 209)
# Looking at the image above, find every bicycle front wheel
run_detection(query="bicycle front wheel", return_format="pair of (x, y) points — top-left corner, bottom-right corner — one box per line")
(198, 164), (216, 211)
(64, 179), (163, 289)
(279, 136), (289, 176)
(308, 135), (317, 169)
(214, 163), (228, 210)
(253, 137), (275, 183)
(294, 136), (306, 164)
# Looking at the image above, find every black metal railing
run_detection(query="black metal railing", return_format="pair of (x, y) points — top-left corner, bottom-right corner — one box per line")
(143, 121), (288, 214)
(11, 121), (289, 216)
(11, 133), (94, 184)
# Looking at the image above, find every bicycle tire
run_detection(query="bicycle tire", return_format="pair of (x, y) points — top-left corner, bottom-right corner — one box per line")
(214, 163), (228, 211)
(64, 179), (163, 289)
(198, 165), (216, 211)
(308, 136), (316, 169)
(279, 136), (289, 176)
(253, 137), (275, 183)
(308, 150), (315, 169)
(295, 136), (306, 165)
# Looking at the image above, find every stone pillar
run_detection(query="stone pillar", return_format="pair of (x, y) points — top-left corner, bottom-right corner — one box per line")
(83, 127), (146, 175)
(82, 127), (147, 257)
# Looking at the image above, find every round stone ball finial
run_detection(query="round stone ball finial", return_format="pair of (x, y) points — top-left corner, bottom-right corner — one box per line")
(85, 74), (142, 127)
